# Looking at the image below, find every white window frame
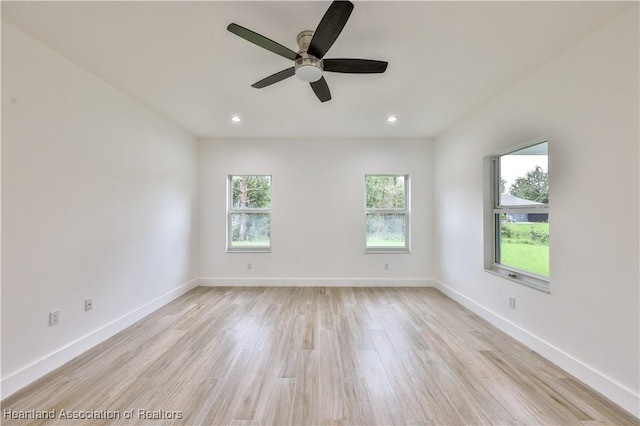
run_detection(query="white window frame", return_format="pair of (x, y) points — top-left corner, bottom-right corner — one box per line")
(365, 174), (411, 253)
(227, 175), (272, 253)
(483, 140), (549, 292)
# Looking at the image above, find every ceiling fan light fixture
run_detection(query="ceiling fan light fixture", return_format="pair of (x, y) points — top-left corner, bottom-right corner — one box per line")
(294, 51), (324, 82)
(295, 64), (323, 82)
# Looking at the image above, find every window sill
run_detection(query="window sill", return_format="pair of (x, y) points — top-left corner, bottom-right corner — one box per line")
(227, 247), (271, 253)
(365, 248), (411, 254)
(485, 265), (550, 293)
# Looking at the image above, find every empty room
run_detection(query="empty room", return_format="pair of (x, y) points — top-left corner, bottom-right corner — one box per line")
(1, 1), (638, 425)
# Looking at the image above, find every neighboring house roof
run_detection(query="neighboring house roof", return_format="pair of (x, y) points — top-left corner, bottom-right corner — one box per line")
(500, 193), (544, 206)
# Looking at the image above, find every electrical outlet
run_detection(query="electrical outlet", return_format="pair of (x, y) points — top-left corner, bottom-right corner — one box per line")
(49, 310), (60, 326)
(85, 298), (93, 311)
(508, 296), (516, 309)
(247, 263), (252, 270)
(384, 263), (389, 271)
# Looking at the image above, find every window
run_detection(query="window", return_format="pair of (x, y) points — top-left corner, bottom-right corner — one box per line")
(485, 140), (549, 291)
(227, 175), (271, 252)
(365, 175), (410, 252)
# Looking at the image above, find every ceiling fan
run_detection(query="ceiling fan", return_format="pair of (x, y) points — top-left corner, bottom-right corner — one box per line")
(227, 0), (388, 102)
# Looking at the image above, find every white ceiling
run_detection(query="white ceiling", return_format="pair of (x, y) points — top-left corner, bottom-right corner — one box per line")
(1, 1), (631, 139)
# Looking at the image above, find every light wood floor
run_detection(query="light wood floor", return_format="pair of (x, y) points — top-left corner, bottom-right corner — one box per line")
(2, 287), (638, 425)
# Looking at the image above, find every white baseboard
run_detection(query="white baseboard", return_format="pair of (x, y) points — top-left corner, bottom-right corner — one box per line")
(1, 278), (198, 400)
(434, 279), (640, 419)
(198, 277), (434, 287)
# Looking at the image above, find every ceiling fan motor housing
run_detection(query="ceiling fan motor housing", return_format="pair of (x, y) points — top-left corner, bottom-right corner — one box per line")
(295, 30), (323, 82)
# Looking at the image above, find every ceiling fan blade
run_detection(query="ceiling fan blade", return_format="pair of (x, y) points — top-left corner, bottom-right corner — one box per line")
(307, 1), (354, 59)
(310, 77), (331, 102)
(323, 59), (388, 73)
(251, 67), (295, 88)
(227, 23), (299, 61)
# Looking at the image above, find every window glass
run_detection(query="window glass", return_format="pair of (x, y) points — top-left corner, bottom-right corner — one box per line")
(230, 213), (270, 248)
(366, 213), (407, 248)
(231, 176), (271, 209)
(498, 218), (549, 277)
(365, 175), (406, 209)
(499, 142), (548, 206)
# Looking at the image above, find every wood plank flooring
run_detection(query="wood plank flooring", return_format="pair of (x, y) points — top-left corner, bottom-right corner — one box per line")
(2, 287), (638, 425)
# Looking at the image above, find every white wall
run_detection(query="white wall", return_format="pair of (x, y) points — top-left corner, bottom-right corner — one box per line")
(1, 22), (198, 397)
(198, 138), (433, 286)
(433, 6), (639, 417)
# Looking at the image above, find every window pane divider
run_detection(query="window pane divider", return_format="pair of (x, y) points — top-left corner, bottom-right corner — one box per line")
(365, 209), (407, 213)
(229, 208), (271, 213)
(493, 206), (549, 214)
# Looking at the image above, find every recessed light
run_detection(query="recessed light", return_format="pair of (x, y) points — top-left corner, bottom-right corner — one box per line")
(231, 115), (241, 123)
(386, 115), (397, 123)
